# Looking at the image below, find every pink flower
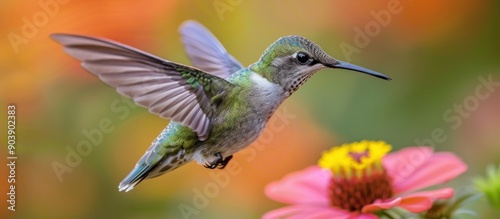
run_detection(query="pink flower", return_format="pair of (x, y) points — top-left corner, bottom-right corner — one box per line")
(264, 141), (467, 219)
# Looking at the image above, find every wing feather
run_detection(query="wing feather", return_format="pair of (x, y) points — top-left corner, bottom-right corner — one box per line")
(51, 33), (233, 140)
(179, 20), (244, 78)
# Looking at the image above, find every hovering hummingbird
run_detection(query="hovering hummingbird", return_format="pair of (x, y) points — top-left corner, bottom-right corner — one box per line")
(51, 20), (390, 192)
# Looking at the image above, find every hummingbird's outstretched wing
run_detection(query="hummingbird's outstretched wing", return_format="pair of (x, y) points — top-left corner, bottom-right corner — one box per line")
(179, 20), (244, 78)
(51, 34), (234, 141)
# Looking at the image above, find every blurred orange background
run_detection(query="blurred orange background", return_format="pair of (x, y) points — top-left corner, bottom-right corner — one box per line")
(1, 0), (499, 218)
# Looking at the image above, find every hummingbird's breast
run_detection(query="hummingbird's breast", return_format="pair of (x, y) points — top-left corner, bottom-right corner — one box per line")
(193, 71), (286, 163)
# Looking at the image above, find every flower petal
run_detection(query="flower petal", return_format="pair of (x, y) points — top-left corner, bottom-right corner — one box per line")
(383, 147), (467, 193)
(265, 166), (331, 205)
(397, 196), (432, 213)
(362, 188), (455, 214)
(362, 198), (402, 213)
(262, 205), (349, 219)
(350, 213), (380, 219)
(362, 197), (432, 214)
(383, 147), (433, 185)
(400, 187), (454, 200)
(395, 188), (454, 213)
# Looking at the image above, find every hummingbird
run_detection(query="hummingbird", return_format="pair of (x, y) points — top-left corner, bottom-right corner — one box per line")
(51, 20), (390, 192)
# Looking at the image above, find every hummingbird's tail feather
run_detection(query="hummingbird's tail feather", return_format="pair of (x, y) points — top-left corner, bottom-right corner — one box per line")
(118, 148), (190, 192)
(118, 162), (157, 192)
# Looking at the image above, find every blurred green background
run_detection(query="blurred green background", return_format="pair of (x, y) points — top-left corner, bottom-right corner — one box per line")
(1, 0), (499, 218)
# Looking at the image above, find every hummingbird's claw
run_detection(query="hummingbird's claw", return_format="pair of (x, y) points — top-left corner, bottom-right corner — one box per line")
(218, 155), (233, 169)
(203, 153), (233, 169)
(204, 163), (217, 169)
(204, 152), (223, 169)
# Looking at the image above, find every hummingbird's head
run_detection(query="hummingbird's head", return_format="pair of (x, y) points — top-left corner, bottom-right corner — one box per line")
(249, 36), (390, 96)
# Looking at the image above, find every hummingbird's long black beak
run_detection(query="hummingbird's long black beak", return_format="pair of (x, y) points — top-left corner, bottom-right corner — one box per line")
(327, 60), (391, 80)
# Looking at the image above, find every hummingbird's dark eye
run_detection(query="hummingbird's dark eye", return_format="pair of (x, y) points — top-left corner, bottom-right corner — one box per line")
(295, 52), (310, 65)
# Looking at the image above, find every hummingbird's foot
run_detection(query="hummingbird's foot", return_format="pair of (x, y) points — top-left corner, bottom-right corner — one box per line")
(218, 155), (233, 169)
(204, 152), (223, 169)
(204, 153), (233, 169)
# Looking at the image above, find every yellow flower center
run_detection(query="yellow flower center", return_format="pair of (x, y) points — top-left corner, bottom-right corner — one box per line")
(318, 140), (394, 211)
